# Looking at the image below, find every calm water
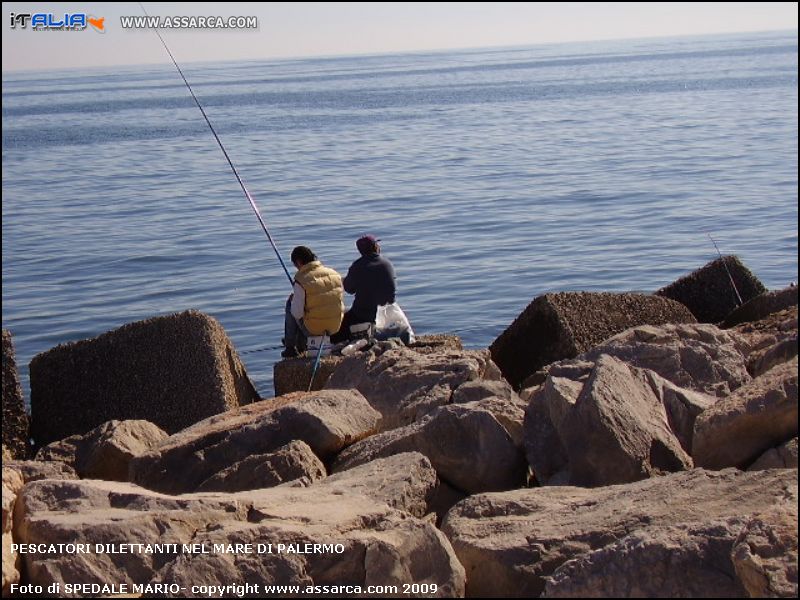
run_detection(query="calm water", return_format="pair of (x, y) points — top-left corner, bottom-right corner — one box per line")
(3, 31), (798, 402)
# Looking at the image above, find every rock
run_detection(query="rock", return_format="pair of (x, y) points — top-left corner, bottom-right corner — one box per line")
(731, 306), (798, 377)
(693, 358), (798, 469)
(645, 371), (715, 455)
(656, 255), (767, 323)
(748, 438), (799, 471)
(15, 467), (464, 596)
(489, 292), (696, 389)
(2, 468), (24, 597)
(36, 419), (168, 481)
(452, 378), (526, 446)
(1, 460), (78, 483)
(739, 305), (798, 332)
(334, 401), (526, 494)
(273, 355), (344, 396)
(409, 334), (464, 353)
(29, 310), (259, 449)
(575, 323), (751, 397)
(318, 452), (437, 518)
(560, 355), (692, 486)
(523, 374), (580, 484)
(525, 352), (710, 485)
(196, 440), (326, 492)
(440, 468), (796, 598)
(731, 503), (798, 598)
(748, 336), (799, 379)
(457, 394), (526, 448)
(326, 344), (497, 432)
(451, 378), (517, 405)
(722, 285), (799, 328)
(544, 522), (751, 598)
(131, 390), (380, 494)
(2, 330), (29, 459)
(273, 335), (465, 397)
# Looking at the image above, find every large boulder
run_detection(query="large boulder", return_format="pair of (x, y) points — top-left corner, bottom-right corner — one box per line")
(453, 381), (526, 446)
(15, 459), (464, 597)
(326, 343), (500, 432)
(2, 330), (29, 459)
(559, 355), (692, 486)
(273, 335), (464, 397)
(2, 468), (24, 597)
(524, 351), (714, 486)
(196, 440), (326, 492)
(441, 468), (797, 598)
(333, 400), (526, 494)
(544, 523), (752, 598)
(274, 355), (344, 396)
(748, 438), (799, 471)
(746, 336), (798, 380)
(524, 322), (755, 486)
(316, 452), (438, 518)
(731, 504), (798, 598)
(490, 292), (696, 389)
(693, 358), (798, 470)
(131, 390), (380, 494)
(569, 323), (751, 397)
(1, 460), (77, 483)
(730, 306), (798, 378)
(656, 255), (767, 323)
(29, 310), (259, 448)
(722, 285), (798, 328)
(36, 420), (168, 481)
(522, 372), (582, 485)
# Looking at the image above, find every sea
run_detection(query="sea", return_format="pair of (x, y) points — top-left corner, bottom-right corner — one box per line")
(2, 30), (798, 403)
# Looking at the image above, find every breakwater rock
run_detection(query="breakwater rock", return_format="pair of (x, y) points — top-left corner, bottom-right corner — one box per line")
(489, 292), (696, 390)
(29, 310), (258, 449)
(2, 330), (29, 459)
(656, 255), (767, 323)
(3, 257), (797, 597)
(441, 468), (795, 598)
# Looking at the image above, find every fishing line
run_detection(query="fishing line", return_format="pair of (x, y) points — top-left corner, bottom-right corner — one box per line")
(708, 233), (743, 306)
(138, 2), (293, 286)
(239, 344), (285, 355)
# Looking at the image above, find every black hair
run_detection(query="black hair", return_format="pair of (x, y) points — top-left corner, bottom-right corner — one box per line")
(290, 246), (317, 265)
(356, 237), (379, 255)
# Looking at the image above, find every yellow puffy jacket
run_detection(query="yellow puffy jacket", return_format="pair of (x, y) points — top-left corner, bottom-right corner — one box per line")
(295, 261), (344, 335)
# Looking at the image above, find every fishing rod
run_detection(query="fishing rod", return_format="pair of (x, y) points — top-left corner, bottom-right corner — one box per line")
(307, 338), (327, 392)
(139, 3), (293, 286)
(708, 233), (743, 307)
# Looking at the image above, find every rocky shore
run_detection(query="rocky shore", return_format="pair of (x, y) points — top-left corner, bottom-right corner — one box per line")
(2, 255), (797, 598)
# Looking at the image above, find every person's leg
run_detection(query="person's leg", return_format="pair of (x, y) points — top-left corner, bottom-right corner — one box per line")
(284, 297), (308, 354)
(330, 310), (355, 345)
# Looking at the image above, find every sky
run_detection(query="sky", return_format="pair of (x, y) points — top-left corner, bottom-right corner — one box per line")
(2, 2), (798, 72)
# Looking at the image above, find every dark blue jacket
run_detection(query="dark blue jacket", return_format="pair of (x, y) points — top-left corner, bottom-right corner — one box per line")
(343, 252), (396, 322)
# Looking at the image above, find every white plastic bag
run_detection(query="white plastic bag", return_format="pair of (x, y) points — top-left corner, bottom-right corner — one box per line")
(375, 302), (415, 344)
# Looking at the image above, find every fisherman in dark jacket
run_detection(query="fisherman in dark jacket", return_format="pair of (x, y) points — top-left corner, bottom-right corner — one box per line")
(331, 235), (396, 344)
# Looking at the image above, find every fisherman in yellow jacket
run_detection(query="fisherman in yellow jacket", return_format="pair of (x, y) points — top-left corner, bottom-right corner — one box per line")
(282, 246), (344, 358)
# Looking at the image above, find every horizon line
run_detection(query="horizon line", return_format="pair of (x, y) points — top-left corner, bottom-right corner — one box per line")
(2, 27), (797, 77)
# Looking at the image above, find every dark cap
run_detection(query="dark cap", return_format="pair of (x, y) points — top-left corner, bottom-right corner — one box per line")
(356, 235), (380, 254)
